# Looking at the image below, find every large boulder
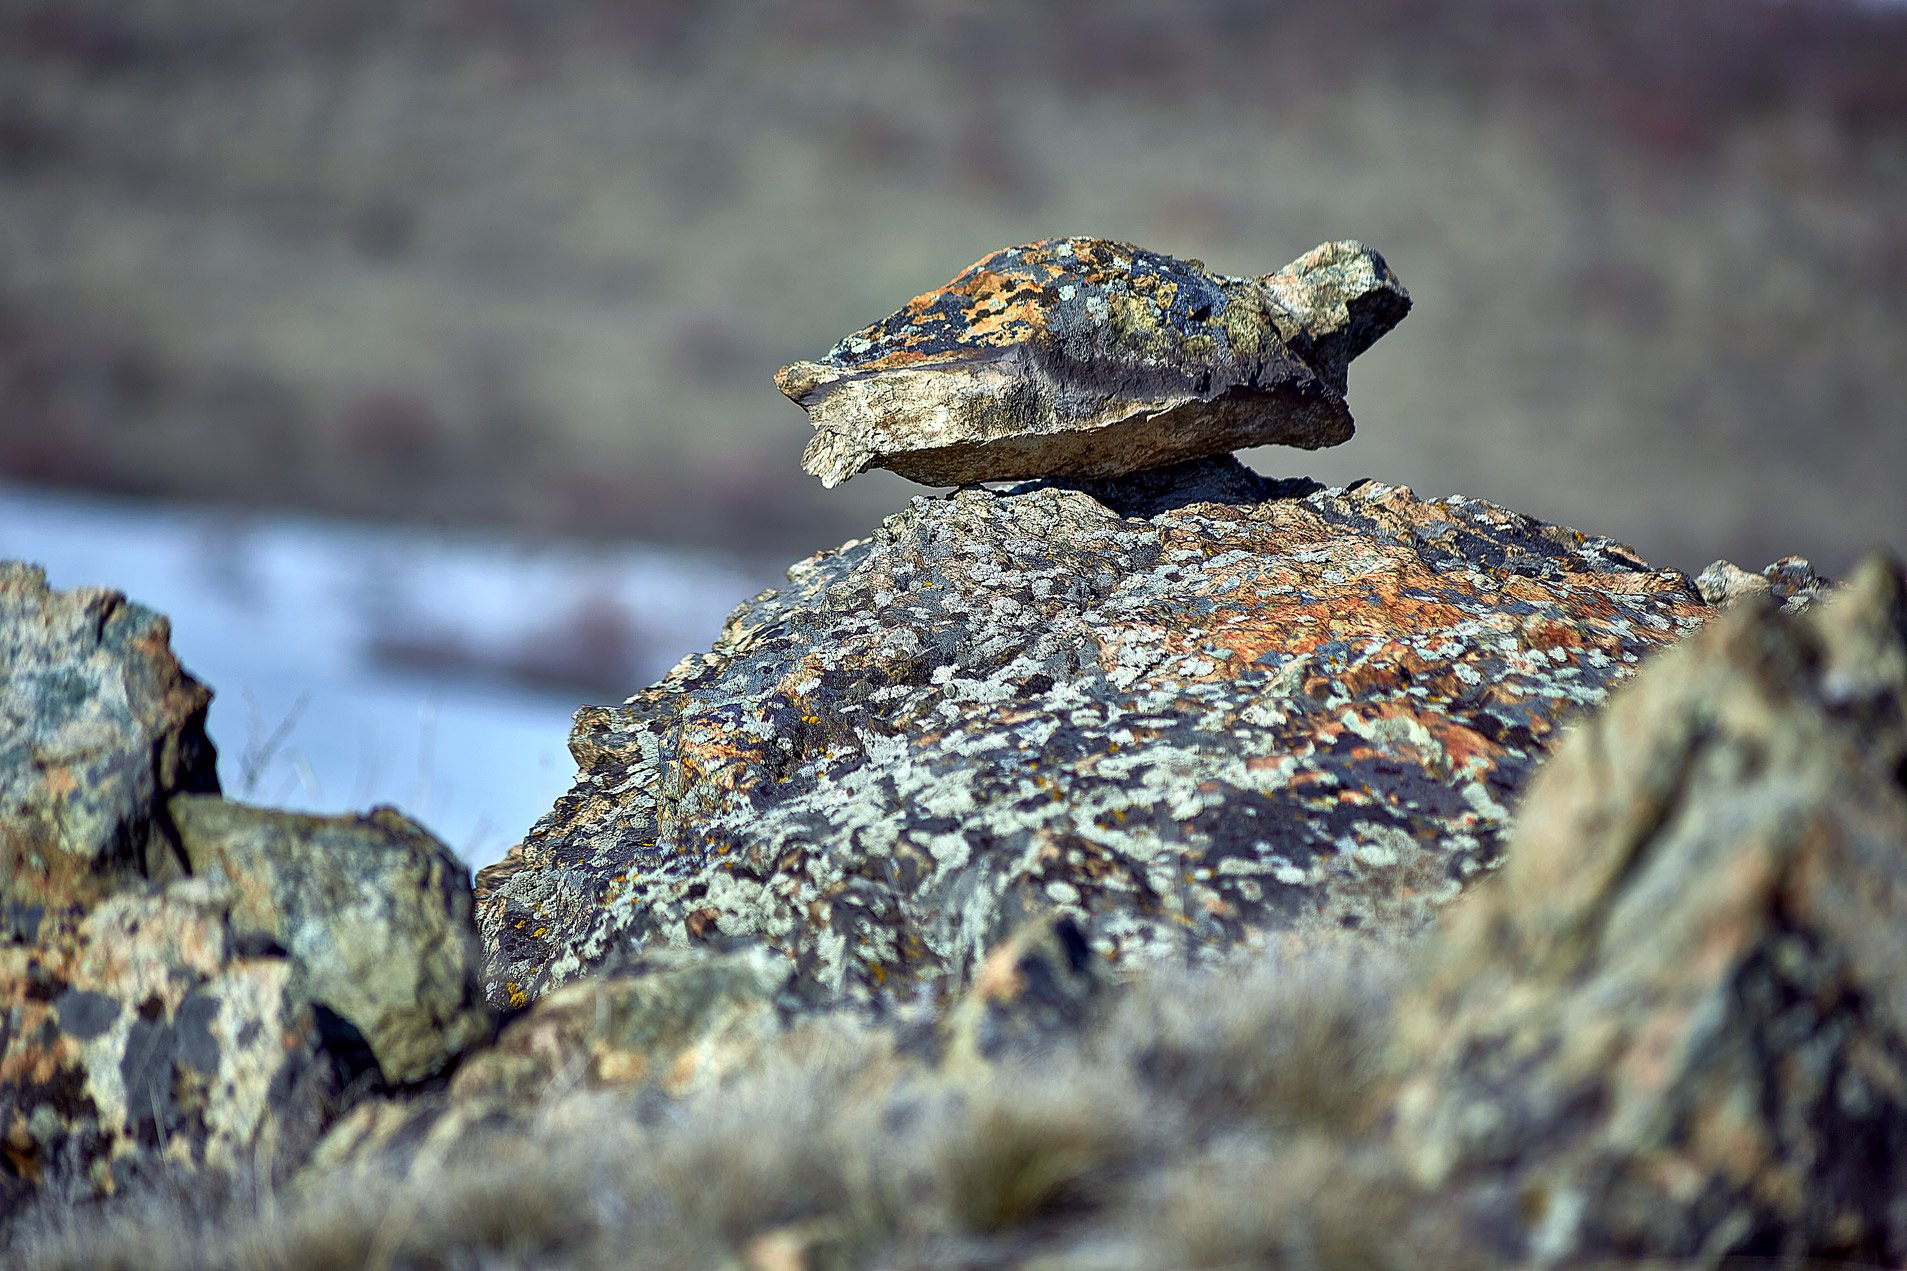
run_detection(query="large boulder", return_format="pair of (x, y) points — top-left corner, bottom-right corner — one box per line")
(1389, 555), (1907, 1263)
(477, 456), (1714, 1014)
(776, 239), (1410, 487)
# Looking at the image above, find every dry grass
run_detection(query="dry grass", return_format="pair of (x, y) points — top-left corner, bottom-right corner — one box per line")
(1104, 937), (1400, 1139)
(926, 1063), (1146, 1238)
(25, 928), (1878, 1266)
(8, 938), (1416, 1270)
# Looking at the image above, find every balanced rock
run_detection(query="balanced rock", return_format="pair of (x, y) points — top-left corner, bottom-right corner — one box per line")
(776, 238), (1410, 487)
(476, 456), (1710, 1015)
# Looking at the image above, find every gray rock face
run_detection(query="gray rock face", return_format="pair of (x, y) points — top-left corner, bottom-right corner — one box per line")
(476, 456), (1711, 1014)
(1390, 555), (1907, 1263)
(776, 239), (1410, 487)
(1, 562), (218, 923)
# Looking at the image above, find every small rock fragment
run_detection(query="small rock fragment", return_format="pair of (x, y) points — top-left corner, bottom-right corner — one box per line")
(1693, 558), (1772, 606)
(300, 944), (804, 1183)
(777, 238), (1409, 487)
(1696, 555), (1832, 612)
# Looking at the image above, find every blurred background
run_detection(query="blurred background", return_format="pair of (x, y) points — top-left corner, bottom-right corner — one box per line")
(3, 0), (1904, 863)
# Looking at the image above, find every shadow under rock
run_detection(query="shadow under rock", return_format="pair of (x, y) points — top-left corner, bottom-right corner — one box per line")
(1017, 454), (1325, 518)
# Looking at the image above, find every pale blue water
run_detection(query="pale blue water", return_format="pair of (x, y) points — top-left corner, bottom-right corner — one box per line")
(0, 486), (767, 868)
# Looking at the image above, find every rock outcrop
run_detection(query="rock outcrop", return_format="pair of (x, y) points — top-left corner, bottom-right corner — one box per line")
(0, 565), (489, 1220)
(1388, 555), (1907, 1264)
(316, 545), (1907, 1269)
(8, 487), (1907, 1271)
(476, 456), (1711, 1014)
(776, 239), (1410, 487)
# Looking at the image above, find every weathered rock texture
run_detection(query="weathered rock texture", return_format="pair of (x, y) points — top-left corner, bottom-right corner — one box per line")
(1, 562), (217, 927)
(0, 879), (341, 1210)
(1390, 554), (1907, 1263)
(300, 911), (1117, 1185)
(170, 796), (490, 1085)
(476, 456), (1711, 1014)
(302, 944), (806, 1185)
(0, 565), (490, 1222)
(1695, 554), (1834, 611)
(776, 239), (1410, 487)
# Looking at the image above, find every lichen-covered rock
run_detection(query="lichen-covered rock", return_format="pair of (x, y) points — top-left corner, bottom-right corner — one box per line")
(0, 562), (488, 1227)
(476, 456), (1712, 1015)
(1390, 554), (1907, 1264)
(0, 879), (340, 1216)
(776, 239), (1409, 487)
(170, 796), (491, 1085)
(1, 562), (218, 929)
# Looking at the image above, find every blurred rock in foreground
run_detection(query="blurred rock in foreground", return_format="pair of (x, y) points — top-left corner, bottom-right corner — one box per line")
(1392, 554), (1907, 1263)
